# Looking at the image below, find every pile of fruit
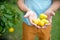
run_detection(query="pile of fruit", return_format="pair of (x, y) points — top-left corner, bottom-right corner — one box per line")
(32, 14), (49, 27)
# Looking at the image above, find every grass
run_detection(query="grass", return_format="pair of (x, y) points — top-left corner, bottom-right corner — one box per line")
(51, 10), (60, 40)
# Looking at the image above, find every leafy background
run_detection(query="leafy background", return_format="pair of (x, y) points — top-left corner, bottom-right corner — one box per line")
(0, 0), (60, 40)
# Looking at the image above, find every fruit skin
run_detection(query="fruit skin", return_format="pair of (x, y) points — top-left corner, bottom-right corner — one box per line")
(42, 19), (49, 24)
(39, 14), (47, 19)
(9, 27), (14, 33)
(32, 19), (38, 24)
(38, 20), (44, 27)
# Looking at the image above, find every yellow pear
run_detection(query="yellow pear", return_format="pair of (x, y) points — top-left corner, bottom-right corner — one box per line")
(38, 20), (44, 27)
(42, 19), (49, 24)
(39, 14), (47, 19)
(32, 19), (38, 24)
(9, 27), (14, 33)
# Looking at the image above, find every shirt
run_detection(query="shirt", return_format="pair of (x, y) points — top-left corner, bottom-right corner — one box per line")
(22, 0), (52, 26)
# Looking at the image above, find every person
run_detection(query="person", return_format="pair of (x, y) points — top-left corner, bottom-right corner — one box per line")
(17, 0), (60, 40)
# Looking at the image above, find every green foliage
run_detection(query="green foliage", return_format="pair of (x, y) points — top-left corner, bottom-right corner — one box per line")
(0, 3), (22, 30)
(0, 0), (17, 4)
(0, 0), (23, 39)
(0, 16), (5, 34)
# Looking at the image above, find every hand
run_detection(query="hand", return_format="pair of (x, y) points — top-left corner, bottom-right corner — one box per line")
(43, 10), (55, 28)
(24, 10), (41, 28)
(45, 10), (55, 16)
(45, 10), (55, 23)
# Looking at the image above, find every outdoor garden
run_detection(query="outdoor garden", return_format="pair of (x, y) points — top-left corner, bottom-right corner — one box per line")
(0, 0), (60, 40)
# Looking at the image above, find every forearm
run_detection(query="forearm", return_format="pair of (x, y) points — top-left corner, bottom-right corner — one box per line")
(47, 1), (59, 12)
(17, 0), (30, 12)
(59, 3), (60, 9)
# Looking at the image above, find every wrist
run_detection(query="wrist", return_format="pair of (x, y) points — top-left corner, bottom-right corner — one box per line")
(47, 8), (55, 12)
(45, 9), (55, 16)
(25, 9), (31, 13)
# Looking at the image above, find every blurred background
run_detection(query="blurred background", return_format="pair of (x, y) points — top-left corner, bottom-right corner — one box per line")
(0, 0), (60, 40)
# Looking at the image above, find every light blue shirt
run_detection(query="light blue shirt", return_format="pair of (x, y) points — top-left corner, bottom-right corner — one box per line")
(22, 0), (52, 25)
